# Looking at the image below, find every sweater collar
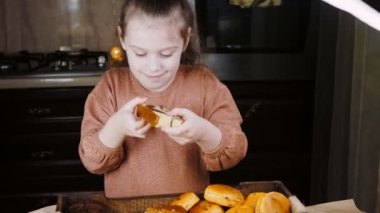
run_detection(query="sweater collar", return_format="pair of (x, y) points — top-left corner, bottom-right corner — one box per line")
(128, 65), (185, 98)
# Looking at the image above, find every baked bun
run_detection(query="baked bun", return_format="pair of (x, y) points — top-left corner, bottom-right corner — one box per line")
(136, 104), (184, 128)
(243, 192), (266, 209)
(226, 204), (254, 213)
(170, 192), (200, 211)
(255, 192), (290, 213)
(189, 200), (224, 213)
(204, 184), (244, 208)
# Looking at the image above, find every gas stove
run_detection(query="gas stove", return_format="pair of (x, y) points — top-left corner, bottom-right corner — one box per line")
(0, 49), (109, 89)
(0, 49), (108, 76)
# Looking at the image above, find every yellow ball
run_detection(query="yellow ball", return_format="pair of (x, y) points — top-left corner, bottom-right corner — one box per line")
(110, 46), (124, 62)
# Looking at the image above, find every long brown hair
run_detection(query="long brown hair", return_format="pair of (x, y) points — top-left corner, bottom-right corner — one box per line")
(117, 0), (201, 66)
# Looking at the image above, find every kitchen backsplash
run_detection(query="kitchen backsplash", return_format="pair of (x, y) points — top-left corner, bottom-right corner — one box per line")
(0, 0), (195, 53)
(0, 0), (125, 52)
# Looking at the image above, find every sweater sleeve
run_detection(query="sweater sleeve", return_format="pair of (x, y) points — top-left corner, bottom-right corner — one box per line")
(200, 69), (248, 171)
(78, 75), (125, 174)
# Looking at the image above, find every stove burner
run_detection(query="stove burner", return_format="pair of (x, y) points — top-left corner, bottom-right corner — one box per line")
(46, 49), (107, 72)
(0, 51), (45, 73)
(0, 49), (108, 76)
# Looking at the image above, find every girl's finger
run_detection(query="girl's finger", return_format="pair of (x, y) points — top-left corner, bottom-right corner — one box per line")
(137, 123), (151, 135)
(167, 108), (188, 117)
(121, 97), (147, 112)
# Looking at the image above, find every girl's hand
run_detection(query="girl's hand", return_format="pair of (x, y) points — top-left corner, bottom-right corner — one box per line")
(161, 108), (222, 152)
(113, 97), (151, 138)
(99, 97), (151, 148)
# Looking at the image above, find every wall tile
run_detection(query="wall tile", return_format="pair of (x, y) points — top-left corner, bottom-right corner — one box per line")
(0, 0), (123, 53)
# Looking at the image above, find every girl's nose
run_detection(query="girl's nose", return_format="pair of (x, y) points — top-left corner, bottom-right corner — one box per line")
(149, 56), (160, 72)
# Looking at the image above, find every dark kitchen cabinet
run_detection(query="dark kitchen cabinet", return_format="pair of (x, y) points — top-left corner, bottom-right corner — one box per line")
(0, 87), (103, 212)
(0, 80), (314, 212)
(211, 80), (314, 204)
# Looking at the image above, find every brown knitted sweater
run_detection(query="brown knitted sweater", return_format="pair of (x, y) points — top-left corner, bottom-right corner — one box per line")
(79, 65), (248, 198)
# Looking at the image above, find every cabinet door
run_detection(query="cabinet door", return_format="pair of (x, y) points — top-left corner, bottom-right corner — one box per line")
(211, 81), (314, 203)
(0, 87), (103, 194)
(0, 88), (91, 133)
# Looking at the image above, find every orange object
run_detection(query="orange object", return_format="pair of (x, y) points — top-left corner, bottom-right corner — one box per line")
(110, 46), (124, 62)
(243, 192), (266, 209)
(189, 200), (224, 213)
(136, 104), (184, 128)
(226, 204), (254, 213)
(255, 191), (290, 213)
(170, 192), (200, 211)
(204, 184), (244, 208)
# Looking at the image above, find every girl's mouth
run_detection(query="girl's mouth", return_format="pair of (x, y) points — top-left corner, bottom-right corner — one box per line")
(146, 72), (165, 79)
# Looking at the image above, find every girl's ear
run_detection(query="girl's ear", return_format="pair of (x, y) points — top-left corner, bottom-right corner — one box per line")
(117, 26), (127, 50)
(183, 27), (192, 51)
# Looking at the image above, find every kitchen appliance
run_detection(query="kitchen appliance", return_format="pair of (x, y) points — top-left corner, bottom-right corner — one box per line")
(0, 48), (109, 212)
(0, 49), (108, 89)
(196, 0), (310, 53)
(194, 0), (319, 81)
(0, 49), (107, 75)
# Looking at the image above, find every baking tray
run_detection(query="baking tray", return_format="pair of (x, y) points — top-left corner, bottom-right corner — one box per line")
(56, 180), (294, 213)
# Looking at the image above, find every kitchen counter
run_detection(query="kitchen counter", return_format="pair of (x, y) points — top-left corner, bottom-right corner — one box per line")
(0, 72), (103, 89)
(30, 199), (364, 213)
(29, 193), (364, 213)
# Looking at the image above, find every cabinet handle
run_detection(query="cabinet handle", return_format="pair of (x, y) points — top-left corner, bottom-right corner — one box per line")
(28, 107), (52, 116)
(244, 102), (261, 118)
(30, 150), (55, 160)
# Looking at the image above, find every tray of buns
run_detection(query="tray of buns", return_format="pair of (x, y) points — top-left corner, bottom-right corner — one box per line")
(56, 181), (305, 213)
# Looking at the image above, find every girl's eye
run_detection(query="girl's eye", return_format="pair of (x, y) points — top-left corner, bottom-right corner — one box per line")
(160, 52), (174, 57)
(135, 52), (147, 57)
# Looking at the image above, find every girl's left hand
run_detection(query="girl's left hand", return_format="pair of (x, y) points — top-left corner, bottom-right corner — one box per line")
(161, 108), (222, 152)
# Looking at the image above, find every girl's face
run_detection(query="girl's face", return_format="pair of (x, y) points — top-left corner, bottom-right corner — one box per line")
(119, 14), (187, 92)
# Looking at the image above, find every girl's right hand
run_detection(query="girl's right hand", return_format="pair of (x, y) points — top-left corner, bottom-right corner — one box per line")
(113, 97), (151, 138)
(99, 97), (151, 148)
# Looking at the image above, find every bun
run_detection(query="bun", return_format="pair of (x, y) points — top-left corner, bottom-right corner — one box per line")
(243, 192), (266, 209)
(170, 192), (200, 211)
(136, 104), (184, 128)
(255, 192), (290, 213)
(204, 184), (244, 208)
(225, 204), (254, 213)
(189, 200), (224, 213)
(145, 184), (291, 213)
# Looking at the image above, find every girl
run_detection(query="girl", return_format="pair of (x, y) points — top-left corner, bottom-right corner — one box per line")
(79, 0), (248, 198)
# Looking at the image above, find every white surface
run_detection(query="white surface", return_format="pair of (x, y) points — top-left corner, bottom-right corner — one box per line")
(29, 205), (59, 213)
(321, 0), (380, 32)
(306, 199), (364, 213)
(289, 195), (308, 213)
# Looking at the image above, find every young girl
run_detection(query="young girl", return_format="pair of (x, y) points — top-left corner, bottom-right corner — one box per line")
(79, 0), (248, 198)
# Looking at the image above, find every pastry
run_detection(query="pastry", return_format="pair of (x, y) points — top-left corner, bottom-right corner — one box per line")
(243, 192), (266, 209)
(136, 104), (184, 128)
(189, 200), (224, 213)
(170, 192), (200, 211)
(204, 184), (244, 208)
(255, 191), (290, 213)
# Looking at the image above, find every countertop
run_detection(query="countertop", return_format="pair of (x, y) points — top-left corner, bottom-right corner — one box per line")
(30, 199), (364, 213)
(0, 72), (103, 89)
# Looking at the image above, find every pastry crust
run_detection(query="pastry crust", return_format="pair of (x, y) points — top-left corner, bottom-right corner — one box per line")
(226, 204), (254, 213)
(243, 192), (266, 209)
(189, 200), (224, 213)
(255, 192), (290, 213)
(204, 184), (244, 208)
(136, 104), (184, 128)
(170, 192), (201, 211)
